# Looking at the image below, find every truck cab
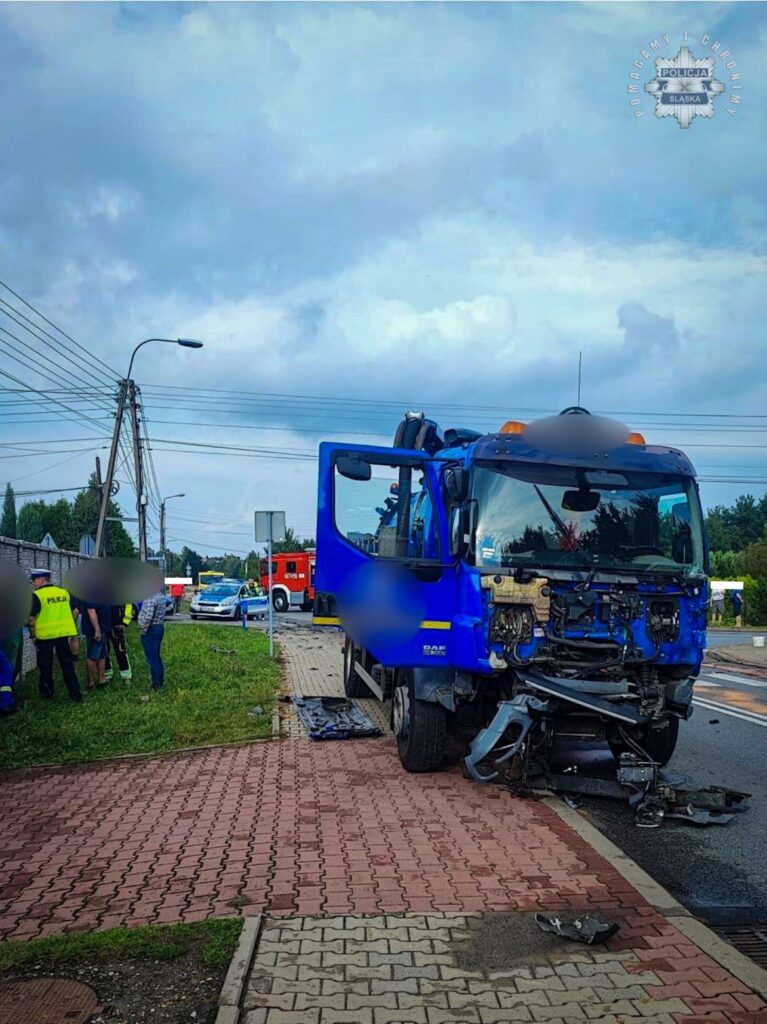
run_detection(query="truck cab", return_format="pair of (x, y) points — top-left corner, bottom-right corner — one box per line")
(313, 409), (708, 777)
(262, 551), (316, 612)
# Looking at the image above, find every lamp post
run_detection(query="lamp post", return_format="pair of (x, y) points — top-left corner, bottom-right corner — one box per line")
(160, 493), (185, 575)
(126, 337), (204, 381)
(95, 339), (203, 558)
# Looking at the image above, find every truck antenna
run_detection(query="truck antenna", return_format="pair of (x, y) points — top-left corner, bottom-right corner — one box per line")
(577, 351), (582, 406)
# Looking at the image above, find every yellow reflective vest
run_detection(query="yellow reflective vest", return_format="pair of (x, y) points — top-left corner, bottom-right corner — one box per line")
(34, 585), (77, 640)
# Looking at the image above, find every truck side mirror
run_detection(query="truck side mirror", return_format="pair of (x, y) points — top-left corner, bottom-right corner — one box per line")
(444, 467), (468, 502)
(336, 455), (372, 481)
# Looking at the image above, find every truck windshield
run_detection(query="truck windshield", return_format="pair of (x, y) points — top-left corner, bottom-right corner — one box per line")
(471, 463), (705, 576)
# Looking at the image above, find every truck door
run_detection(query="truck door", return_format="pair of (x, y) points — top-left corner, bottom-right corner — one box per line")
(314, 442), (455, 668)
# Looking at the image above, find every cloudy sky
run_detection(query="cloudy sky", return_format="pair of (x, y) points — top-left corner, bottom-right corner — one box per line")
(1, 1), (765, 557)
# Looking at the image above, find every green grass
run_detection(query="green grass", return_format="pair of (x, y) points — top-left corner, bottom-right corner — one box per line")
(0, 623), (281, 769)
(0, 918), (242, 971)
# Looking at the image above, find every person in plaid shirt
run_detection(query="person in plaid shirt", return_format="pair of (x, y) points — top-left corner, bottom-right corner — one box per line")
(138, 591), (166, 690)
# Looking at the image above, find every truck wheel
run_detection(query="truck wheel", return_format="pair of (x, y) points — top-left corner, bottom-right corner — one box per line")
(272, 591), (289, 613)
(609, 718), (679, 767)
(301, 600), (313, 612)
(343, 636), (369, 698)
(393, 670), (446, 773)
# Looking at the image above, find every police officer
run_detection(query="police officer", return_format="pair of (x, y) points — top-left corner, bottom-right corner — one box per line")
(28, 569), (82, 702)
(105, 603), (133, 683)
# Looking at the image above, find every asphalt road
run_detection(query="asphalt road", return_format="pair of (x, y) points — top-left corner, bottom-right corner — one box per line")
(707, 629), (763, 648)
(567, 668), (767, 927)
(170, 609), (316, 628)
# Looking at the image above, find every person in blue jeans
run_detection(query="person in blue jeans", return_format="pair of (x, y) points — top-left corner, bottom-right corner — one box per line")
(137, 590), (166, 690)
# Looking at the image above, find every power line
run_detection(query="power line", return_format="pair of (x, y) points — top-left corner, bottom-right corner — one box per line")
(9, 446), (105, 484)
(0, 277), (119, 380)
(136, 383), (767, 421)
(0, 299), (116, 389)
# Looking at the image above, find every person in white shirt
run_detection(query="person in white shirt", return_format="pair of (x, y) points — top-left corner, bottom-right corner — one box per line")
(710, 586), (725, 625)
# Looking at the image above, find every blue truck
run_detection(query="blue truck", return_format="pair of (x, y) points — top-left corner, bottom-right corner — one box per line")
(313, 407), (708, 783)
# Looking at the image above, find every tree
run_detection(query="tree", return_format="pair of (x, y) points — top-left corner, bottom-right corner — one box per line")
(71, 473), (135, 558)
(729, 495), (765, 549)
(17, 501), (46, 544)
(44, 498), (76, 551)
(709, 549), (743, 580)
(178, 546), (204, 583)
(742, 539), (767, 582)
(1, 483), (17, 538)
(271, 526), (313, 554)
(244, 549), (261, 579)
(705, 496), (767, 553)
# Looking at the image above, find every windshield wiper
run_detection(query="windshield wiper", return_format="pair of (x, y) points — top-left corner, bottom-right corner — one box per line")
(532, 484), (591, 565)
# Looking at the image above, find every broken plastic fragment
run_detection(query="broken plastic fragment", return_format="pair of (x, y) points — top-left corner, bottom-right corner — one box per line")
(535, 912), (619, 945)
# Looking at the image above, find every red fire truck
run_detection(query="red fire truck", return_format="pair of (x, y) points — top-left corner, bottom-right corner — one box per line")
(261, 550), (316, 612)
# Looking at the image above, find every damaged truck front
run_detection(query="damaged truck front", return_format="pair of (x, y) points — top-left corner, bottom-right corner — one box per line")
(313, 408), (709, 783)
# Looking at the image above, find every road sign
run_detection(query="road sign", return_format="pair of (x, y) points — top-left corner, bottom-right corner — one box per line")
(254, 510), (286, 544)
(253, 511), (286, 658)
(185, 563), (192, 576)
(40, 533), (57, 549)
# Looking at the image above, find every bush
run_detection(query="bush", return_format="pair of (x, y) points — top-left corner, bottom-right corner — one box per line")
(742, 575), (767, 626)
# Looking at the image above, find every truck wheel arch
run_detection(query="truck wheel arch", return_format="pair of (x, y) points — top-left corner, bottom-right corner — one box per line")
(410, 666), (458, 712)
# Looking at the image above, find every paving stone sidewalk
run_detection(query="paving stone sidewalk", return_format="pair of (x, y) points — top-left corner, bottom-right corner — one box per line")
(242, 912), (765, 1024)
(277, 625), (392, 738)
(0, 626), (764, 1022)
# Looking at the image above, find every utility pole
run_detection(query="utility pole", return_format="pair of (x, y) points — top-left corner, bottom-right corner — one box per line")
(159, 500), (166, 576)
(128, 380), (148, 561)
(95, 380), (128, 557)
(267, 513), (274, 657)
(95, 456), (105, 555)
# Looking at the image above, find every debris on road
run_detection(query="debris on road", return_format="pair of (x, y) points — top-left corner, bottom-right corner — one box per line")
(542, 754), (750, 828)
(534, 912), (620, 945)
(293, 696), (382, 740)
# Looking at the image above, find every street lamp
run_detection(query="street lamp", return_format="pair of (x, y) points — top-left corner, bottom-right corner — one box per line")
(127, 338), (204, 381)
(95, 339), (204, 559)
(160, 493), (185, 575)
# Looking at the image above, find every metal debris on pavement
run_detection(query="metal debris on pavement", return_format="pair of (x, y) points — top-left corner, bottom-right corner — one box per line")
(292, 696), (382, 740)
(535, 912), (620, 945)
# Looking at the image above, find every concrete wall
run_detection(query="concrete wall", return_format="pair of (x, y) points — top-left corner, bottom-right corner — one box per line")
(0, 536), (92, 673)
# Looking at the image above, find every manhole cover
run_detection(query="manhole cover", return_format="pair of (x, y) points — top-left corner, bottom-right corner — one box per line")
(0, 978), (101, 1024)
(717, 923), (767, 969)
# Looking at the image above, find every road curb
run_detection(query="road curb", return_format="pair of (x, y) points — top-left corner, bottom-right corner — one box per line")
(216, 914), (262, 1024)
(545, 795), (767, 998)
(271, 710), (281, 740)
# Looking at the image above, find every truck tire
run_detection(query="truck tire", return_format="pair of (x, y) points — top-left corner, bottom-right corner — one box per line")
(272, 591), (289, 613)
(609, 718), (679, 767)
(343, 636), (369, 698)
(393, 670), (446, 773)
